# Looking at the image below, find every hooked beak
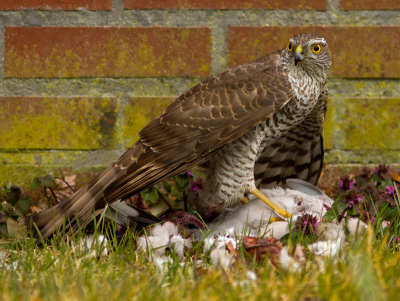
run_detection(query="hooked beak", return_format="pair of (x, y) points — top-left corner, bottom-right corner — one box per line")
(294, 45), (304, 66)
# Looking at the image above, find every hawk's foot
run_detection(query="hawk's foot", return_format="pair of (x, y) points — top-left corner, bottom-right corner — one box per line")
(251, 188), (291, 218)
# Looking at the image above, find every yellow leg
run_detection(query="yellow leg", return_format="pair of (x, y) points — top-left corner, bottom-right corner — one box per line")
(269, 217), (284, 222)
(252, 188), (291, 218)
(240, 197), (249, 204)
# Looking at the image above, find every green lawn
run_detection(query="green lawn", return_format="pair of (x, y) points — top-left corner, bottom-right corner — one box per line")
(0, 227), (399, 301)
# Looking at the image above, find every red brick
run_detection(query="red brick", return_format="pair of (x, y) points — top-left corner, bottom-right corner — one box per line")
(0, 97), (117, 149)
(228, 26), (400, 78)
(124, 0), (326, 10)
(5, 27), (212, 78)
(0, 0), (112, 10)
(339, 0), (400, 10)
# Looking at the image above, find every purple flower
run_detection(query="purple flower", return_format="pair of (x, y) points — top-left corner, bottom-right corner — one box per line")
(381, 184), (399, 207)
(374, 164), (392, 181)
(371, 217), (376, 224)
(386, 186), (396, 195)
(338, 176), (355, 192)
(359, 167), (372, 179)
(296, 214), (318, 234)
(343, 188), (364, 208)
(189, 178), (203, 195)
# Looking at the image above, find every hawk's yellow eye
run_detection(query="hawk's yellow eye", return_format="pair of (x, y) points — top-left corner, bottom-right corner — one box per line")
(287, 43), (292, 51)
(312, 44), (322, 54)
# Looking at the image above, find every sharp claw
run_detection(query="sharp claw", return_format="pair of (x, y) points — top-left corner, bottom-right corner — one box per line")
(240, 197), (249, 204)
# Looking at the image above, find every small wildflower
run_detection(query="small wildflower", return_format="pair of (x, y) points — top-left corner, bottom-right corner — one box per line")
(359, 167), (372, 179)
(343, 188), (364, 208)
(374, 164), (392, 181)
(338, 175), (355, 193)
(296, 214), (318, 234)
(386, 185), (396, 195)
(189, 178), (203, 195)
(380, 184), (399, 207)
(371, 217), (376, 224)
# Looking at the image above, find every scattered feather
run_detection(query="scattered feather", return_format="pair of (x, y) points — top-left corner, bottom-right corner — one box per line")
(77, 235), (109, 257)
(137, 222), (192, 259)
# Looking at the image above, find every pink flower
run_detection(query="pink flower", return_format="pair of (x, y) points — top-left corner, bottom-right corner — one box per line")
(343, 188), (364, 208)
(338, 176), (355, 192)
(386, 186), (396, 195)
(297, 214), (318, 234)
(189, 178), (203, 195)
(381, 184), (399, 207)
(374, 164), (392, 181)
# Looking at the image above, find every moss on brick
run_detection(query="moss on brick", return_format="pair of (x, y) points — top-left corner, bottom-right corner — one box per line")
(334, 97), (400, 150)
(123, 97), (174, 148)
(0, 97), (117, 150)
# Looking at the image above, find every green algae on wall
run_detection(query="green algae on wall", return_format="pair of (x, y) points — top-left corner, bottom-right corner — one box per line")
(123, 97), (175, 148)
(0, 97), (117, 150)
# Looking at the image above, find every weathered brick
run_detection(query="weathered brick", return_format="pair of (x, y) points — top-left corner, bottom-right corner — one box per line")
(0, 0), (112, 10)
(339, 0), (400, 10)
(323, 99), (335, 150)
(5, 27), (212, 78)
(0, 97), (117, 150)
(124, 0), (326, 10)
(123, 97), (175, 148)
(228, 26), (400, 78)
(328, 97), (400, 150)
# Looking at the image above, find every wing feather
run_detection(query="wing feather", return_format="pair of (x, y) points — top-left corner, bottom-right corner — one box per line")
(104, 50), (294, 203)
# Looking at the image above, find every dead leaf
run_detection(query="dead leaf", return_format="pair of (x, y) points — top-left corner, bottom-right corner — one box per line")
(226, 241), (238, 257)
(242, 236), (283, 264)
(54, 175), (76, 200)
(0, 249), (10, 260)
(391, 171), (400, 183)
(6, 218), (28, 239)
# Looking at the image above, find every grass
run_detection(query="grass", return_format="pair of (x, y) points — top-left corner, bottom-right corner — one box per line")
(0, 222), (400, 301)
(2, 166), (400, 300)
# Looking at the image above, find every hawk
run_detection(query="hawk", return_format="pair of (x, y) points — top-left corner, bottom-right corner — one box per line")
(22, 33), (332, 239)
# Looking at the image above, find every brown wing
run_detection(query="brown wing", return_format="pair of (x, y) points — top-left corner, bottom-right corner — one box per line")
(23, 49), (296, 239)
(254, 85), (328, 188)
(103, 49), (294, 204)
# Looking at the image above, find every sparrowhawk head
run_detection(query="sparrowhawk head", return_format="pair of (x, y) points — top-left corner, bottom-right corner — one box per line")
(284, 33), (332, 76)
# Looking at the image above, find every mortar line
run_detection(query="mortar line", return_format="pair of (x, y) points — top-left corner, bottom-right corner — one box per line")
(0, 26), (5, 81)
(1, 10), (400, 28)
(211, 18), (228, 74)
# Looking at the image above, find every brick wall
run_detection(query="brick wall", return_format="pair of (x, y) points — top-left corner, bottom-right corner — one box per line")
(1, 0), (400, 192)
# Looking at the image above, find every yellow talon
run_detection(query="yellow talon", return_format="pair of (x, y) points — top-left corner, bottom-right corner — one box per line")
(240, 197), (249, 204)
(269, 217), (284, 222)
(252, 188), (291, 218)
